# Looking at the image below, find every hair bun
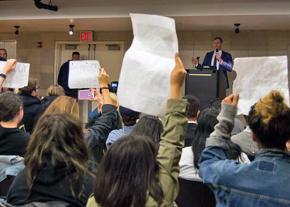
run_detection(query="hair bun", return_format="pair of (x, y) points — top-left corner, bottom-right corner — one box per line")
(254, 90), (289, 124)
(270, 90), (284, 104)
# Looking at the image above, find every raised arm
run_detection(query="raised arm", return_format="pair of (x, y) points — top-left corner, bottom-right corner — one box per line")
(0, 59), (16, 90)
(157, 54), (188, 205)
(198, 94), (242, 185)
(86, 68), (119, 162)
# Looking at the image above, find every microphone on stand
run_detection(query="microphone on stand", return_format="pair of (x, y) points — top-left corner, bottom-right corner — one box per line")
(215, 49), (219, 70)
(197, 57), (200, 65)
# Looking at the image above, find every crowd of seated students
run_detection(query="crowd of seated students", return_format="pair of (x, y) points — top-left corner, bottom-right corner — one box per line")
(0, 57), (289, 207)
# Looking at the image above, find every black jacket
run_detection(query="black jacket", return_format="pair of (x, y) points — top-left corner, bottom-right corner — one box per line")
(184, 122), (197, 147)
(20, 94), (43, 134)
(0, 126), (29, 156)
(86, 104), (119, 163)
(7, 165), (95, 207)
(41, 96), (58, 112)
(57, 61), (78, 99)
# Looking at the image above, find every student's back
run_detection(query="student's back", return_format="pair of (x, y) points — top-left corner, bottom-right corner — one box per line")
(86, 55), (188, 207)
(8, 163), (94, 206)
(0, 92), (29, 156)
(0, 126), (29, 156)
(18, 80), (43, 133)
(199, 91), (290, 207)
(7, 114), (95, 207)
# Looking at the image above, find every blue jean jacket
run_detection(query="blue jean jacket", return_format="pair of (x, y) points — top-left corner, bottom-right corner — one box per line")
(199, 103), (290, 207)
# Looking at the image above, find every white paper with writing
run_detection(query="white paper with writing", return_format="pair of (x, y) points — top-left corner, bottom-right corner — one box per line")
(0, 61), (30, 88)
(117, 13), (178, 116)
(68, 60), (100, 89)
(233, 56), (289, 115)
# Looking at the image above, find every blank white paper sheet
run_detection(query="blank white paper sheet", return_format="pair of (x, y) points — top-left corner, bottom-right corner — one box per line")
(117, 13), (178, 116)
(233, 56), (289, 115)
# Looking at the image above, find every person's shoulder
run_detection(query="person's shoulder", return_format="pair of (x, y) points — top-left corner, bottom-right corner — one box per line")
(2, 127), (29, 139)
(86, 196), (99, 207)
(14, 129), (30, 142)
(188, 122), (197, 128)
(108, 129), (122, 138)
(107, 129), (123, 145)
(222, 51), (232, 56)
(60, 61), (70, 69)
(206, 51), (214, 56)
(182, 146), (193, 155)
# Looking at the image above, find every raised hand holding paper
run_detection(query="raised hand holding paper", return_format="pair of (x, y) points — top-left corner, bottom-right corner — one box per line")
(232, 56), (289, 115)
(68, 60), (100, 89)
(117, 13), (178, 116)
(0, 61), (30, 88)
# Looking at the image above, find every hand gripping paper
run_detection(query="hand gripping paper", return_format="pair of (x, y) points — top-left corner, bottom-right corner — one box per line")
(117, 13), (178, 116)
(0, 61), (30, 88)
(68, 60), (100, 89)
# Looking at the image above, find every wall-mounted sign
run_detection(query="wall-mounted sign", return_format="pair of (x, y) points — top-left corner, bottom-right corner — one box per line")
(80, 31), (93, 42)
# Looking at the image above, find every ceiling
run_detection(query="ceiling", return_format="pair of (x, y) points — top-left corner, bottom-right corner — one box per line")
(1, 0), (290, 32)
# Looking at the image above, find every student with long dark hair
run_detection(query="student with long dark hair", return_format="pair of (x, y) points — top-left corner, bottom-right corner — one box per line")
(86, 54), (188, 207)
(6, 69), (115, 206)
(7, 113), (95, 207)
(179, 108), (219, 182)
(41, 69), (120, 163)
(131, 115), (163, 148)
(177, 106), (248, 207)
(199, 91), (290, 207)
(191, 108), (219, 169)
(177, 108), (219, 207)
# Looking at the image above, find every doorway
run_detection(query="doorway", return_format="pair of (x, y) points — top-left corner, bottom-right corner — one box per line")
(54, 41), (124, 124)
(54, 41), (124, 82)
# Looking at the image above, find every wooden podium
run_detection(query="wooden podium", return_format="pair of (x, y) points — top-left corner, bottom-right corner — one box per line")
(185, 68), (227, 109)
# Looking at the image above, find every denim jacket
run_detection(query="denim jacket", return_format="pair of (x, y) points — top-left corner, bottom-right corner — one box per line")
(199, 103), (290, 207)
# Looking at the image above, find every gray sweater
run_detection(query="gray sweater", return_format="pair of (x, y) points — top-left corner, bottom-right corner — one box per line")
(231, 127), (258, 157)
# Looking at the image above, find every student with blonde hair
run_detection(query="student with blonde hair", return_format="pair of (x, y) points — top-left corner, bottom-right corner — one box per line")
(47, 84), (65, 96)
(43, 96), (79, 120)
(199, 91), (290, 207)
(43, 69), (119, 162)
(41, 84), (65, 111)
(7, 68), (118, 206)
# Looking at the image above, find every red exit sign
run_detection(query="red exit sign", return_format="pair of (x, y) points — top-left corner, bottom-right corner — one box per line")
(80, 31), (93, 42)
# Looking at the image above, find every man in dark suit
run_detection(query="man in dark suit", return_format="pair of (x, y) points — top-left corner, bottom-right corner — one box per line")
(202, 37), (233, 87)
(0, 48), (7, 61)
(57, 51), (80, 98)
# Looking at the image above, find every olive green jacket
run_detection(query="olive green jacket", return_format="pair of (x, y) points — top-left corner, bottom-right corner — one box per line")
(86, 99), (188, 207)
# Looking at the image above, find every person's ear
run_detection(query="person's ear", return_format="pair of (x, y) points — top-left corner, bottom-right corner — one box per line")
(15, 106), (24, 123)
(31, 90), (37, 96)
(252, 133), (262, 148)
(196, 110), (201, 119)
(252, 133), (257, 142)
(286, 140), (290, 152)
